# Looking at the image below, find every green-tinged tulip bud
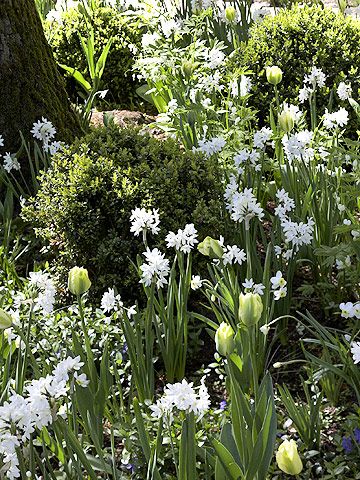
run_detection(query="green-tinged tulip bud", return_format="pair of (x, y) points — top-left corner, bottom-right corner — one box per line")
(68, 267), (91, 296)
(276, 439), (303, 475)
(238, 292), (263, 327)
(215, 322), (235, 356)
(278, 110), (295, 133)
(197, 236), (224, 259)
(182, 60), (198, 79)
(266, 66), (283, 86)
(0, 309), (12, 330)
(225, 6), (236, 22)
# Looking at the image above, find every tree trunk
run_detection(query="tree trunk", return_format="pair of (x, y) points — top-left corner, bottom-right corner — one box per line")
(0, 0), (81, 152)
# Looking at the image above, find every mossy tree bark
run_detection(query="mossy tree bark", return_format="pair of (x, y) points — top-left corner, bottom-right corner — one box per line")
(0, 0), (81, 152)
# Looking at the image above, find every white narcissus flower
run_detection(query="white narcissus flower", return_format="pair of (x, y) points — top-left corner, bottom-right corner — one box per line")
(140, 248), (170, 288)
(351, 341), (360, 364)
(270, 271), (287, 290)
(337, 82), (352, 101)
(260, 324), (270, 336)
(222, 245), (246, 266)
(149, 378), (210, 423)
(130, 207), (160, 237)
(3, 152), (20, 173)
(273, 286), (288, 301)
(191, 275), (203, 290)
(323, 108), (349, 129)
(166, 224), (198, 253)
(339, 302), (360, 319)
(101, 288), (123, 313)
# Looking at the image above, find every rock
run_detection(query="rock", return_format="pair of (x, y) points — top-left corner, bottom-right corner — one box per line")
(90, 109), (155, 128)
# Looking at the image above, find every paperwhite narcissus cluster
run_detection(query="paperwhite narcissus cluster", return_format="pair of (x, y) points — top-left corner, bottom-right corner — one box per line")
(29, 271), (56, 315)
(274, 189), (314, 252)
(130, 207), (160, 237)
(140, 248), (170, 288)
(149, 378), (210, 422)
(0, 356), (88, 480)
(226, 187), (264, 230)
(166, 223), (199, 253)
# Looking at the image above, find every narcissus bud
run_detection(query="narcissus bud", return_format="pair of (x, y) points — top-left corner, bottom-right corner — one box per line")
(266, 66), (283, 86)
(198, 236), (224, 259)
(0, 309), (12, 330)
(68, 267), (91, 296)
(278, 110), (295, 133)
(215, 322), (235, 356)
(225, 6), (236, 22)
(276, 439), (303, 475)
(239, 292), (263, 327)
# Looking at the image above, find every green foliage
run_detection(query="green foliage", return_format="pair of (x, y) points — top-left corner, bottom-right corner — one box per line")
(46, 6), (143, 109)
(229, 5), (360, 132)
(23, 125), (225, 299)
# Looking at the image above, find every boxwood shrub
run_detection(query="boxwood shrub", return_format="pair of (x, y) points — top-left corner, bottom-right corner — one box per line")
(46, 6), (142, 109)
(229, 5), (360, 133)
(23, 125), (225, 300)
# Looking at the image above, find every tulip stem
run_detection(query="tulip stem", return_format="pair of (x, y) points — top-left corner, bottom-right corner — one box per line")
(77, 294), (96, 385)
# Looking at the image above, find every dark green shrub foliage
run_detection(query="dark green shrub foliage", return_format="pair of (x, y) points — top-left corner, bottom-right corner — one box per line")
(230, 5), (360, 130)
(23, 126), (224, 299)
(46, 7), (142, 109)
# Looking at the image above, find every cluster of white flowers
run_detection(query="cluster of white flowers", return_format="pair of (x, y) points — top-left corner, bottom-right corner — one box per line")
(337, 82), (352, 101)
(29, 271), (56, 315)
(207, 48), (225, 69)
(351, 341), (360, 364)
(0, 356), (87, 479)
(323, 108), (349, 130)
(130, 207), (160, 237)
(242, 278), (265, 295)
(191, 275), (203, 290)
(140, 248), (170, 288)
(253, 127), (272, 150)
(281, 217), (315, 251)
(0, 132), (21, 173)
(270, 271), (287, 300)
(225, 186), (264, 230)
(229, 75), (252, 98)
(196, 136), (226, 156)
(282, 130), (314, 163)
(160, 18), (181, 38)
(299, 66), (326, 102)
(201, 71), (225, 94)
(222, 244), (247, 266)
(149, 378), (210, 422)
(336, 255), (351, 270)
(281, 103), (303, 124)
(339, 301), (360, 319)
(166, 223), (198, 253)
(275, 189), (314, 252)
(2, 152), (21, 174)
(234, 148), (261, 173)
(31, 118), (63, 154)
(101, 287), (123, 313)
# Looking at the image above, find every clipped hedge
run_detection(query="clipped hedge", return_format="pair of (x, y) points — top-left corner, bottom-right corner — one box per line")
(229, 5), (360, 131)
(23, 125), (225, 299)
(46, 6), (142, 109)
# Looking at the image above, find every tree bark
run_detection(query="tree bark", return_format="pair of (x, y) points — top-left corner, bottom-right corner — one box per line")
(0, 0), (81, 152)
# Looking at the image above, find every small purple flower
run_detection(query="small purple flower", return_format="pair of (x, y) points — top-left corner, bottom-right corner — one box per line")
(354, 428), (360, 444)
(121, 342), (128, 355)
(126, 464), (136, 474)
(219, 400), (227, 410)
(342, 436), (353, 454)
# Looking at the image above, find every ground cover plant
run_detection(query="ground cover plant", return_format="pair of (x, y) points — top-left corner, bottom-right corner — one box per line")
(1, 0), (360, 478)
